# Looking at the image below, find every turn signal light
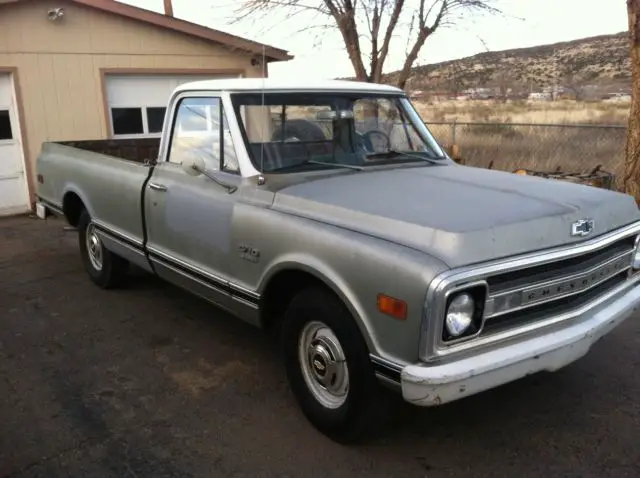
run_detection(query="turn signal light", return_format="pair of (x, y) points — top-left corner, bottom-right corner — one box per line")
(377, 294), (407, 320)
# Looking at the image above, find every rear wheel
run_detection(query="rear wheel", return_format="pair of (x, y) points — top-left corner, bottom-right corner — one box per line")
(281, 286), (386, 443)
(77, 209), (129, 289)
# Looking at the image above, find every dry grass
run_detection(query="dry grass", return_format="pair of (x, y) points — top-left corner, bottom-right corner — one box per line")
(430, 123), (626, 186)
(417, 99), (630, 190)
(416, 99), (630, 125)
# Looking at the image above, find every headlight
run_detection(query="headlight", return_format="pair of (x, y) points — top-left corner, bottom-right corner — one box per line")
(633, 235), (640, 270)
(445, 292), (475, 337)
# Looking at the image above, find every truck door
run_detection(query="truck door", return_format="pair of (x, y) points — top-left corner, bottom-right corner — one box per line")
(144, 94), (242, 311)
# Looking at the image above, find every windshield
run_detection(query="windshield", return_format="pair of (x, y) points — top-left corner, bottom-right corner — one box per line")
(229, 92), (447, 173)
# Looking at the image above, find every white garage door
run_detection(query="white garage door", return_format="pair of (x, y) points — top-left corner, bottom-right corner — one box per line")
(0, 73), (30, 216)
(105, 74), (240, 139)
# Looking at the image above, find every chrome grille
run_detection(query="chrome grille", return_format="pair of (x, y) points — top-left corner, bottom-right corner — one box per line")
(485, 234), (636, 294)
(480, 234), (637, 336)
(482, 272), (629, 336)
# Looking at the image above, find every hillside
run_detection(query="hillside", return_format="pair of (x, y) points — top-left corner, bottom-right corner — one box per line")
(381, 31), (631, 98)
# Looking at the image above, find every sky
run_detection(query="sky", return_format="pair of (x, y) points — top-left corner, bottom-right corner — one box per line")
(123, 0), (629, 80)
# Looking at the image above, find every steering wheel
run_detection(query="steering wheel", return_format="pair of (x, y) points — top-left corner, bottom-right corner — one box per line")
(361, 129), (391, 153)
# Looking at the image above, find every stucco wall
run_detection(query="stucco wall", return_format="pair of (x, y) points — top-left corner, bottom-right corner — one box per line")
(0, 0), (268, 201)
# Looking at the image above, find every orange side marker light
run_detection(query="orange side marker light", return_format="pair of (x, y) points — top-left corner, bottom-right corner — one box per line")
(377, 294), (407, 320)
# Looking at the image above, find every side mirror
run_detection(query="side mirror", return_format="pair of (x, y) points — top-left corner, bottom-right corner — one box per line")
(179, 154), (238, 194)
(181, 156), (205, 176)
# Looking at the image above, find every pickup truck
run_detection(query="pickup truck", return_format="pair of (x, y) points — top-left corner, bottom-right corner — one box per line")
(36, 78), (640, 443)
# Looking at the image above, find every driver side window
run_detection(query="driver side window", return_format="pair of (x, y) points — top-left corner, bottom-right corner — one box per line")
(168, 97), (240, 174)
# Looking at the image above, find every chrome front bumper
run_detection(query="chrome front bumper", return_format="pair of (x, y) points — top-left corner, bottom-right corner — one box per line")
(401, 281), (640, 406)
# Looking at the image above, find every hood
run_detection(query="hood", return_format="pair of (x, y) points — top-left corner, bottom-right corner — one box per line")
(270, 164), (640, 268)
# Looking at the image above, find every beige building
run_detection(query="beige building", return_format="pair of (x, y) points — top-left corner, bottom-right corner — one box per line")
(0, 0), (292, 215)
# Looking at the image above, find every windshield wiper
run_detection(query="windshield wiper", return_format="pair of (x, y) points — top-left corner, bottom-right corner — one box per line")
(365, 149), (444, 165)
(306, 159), (363, 171)
(272, 159), (363, 172)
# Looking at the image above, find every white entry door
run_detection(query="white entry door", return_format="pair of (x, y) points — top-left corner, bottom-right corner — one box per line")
(0, 73), (29, 216)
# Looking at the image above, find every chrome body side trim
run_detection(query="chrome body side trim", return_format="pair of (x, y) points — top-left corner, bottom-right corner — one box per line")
(147, 245), (229, 289)
(151, 256), (229, 297)
(93, 219), (143, 247)
(147, 246), (261, 306)
(231, 295), (259, 310)
(90, 225), (262, 311)
(95, 229), (154, 273)
(370, 354), (403, 386)
(229, 283), (261, 303)
(37, 197), (64, 216)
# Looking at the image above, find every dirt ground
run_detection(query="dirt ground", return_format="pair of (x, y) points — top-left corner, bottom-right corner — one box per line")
(1, 214), (639, 477)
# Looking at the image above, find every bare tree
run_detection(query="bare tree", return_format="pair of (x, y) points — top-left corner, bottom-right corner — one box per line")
(625, 0), (640, 202)
(232, 0), (501, 88)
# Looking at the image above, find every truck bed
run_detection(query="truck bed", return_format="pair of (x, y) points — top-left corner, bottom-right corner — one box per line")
(36, 137), (159, 254)
(53, 137), (161, 164)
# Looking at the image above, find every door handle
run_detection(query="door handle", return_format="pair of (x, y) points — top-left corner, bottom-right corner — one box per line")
(148, 182), (167, 191)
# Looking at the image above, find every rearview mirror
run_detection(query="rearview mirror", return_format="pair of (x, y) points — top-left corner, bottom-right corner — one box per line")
(181, 156), (205, 176)
(316, 109), (354, 120)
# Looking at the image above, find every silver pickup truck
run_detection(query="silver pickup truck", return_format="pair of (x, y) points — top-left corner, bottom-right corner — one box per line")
(36, 78), (640, 443)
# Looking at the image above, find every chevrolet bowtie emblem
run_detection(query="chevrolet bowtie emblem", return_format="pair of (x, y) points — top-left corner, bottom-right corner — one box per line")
(571, 218), (595, 237)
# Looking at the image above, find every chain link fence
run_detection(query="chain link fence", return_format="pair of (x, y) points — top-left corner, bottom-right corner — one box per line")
(425, 121), (627, 189)
(266, 109), (627, 190)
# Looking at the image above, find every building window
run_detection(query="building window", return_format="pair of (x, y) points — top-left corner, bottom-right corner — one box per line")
(0, 110), (13, 141)
(111, 108), (144, 135)
(147, 107), (166, 133)
(110, 106), (167, 137)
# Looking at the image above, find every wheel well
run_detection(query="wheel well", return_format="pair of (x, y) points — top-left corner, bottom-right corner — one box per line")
(260, 269), (334, 329)
(62, 192), (85, 227)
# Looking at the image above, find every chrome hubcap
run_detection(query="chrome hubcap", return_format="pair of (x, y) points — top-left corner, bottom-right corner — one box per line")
(298, 321), (349, 409)
(85, 223), (103, 271)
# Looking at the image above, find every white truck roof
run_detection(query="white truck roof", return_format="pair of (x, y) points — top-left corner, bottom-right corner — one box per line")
(174, 78), (405, 94)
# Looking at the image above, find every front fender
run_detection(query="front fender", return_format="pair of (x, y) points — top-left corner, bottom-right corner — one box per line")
(258, 253), (379, 354)
(252, 219), (451, 364)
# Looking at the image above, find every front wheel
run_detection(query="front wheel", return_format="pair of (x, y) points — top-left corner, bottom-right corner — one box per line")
(281, 286), (386, 443)
(77, 209), (129, 289)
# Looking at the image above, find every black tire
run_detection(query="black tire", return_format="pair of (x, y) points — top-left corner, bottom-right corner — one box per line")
(272, 119), (328, 142)
(77, 209), (129, 289)
(281, 285), (386, 444)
